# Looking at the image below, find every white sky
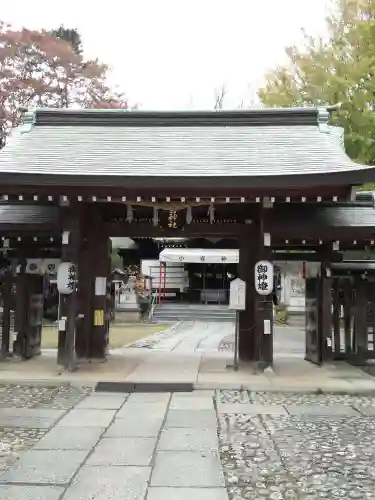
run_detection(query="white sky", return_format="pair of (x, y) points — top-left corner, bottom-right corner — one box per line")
(2, 0), (332, 109)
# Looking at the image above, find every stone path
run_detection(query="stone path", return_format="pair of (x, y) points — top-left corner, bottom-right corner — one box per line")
(1, 387), (375, 498)
(127, 321), (234, 353)
(126, 321), (306, 358)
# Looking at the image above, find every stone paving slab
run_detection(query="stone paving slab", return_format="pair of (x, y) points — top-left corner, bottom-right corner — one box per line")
(165, 410), (217, 428)
(75, 395), (127, 409)
(126, 392), (171, 403)
(286, 403), (359, 416)
(217, 403), (288, 415)
(117, 402), (168, 419)
(173, 390), (215, 398)
(62, 465), (151, 500)
(33, 426), (104, 450)
(86, 437), (156, 466)
(0, 485), (64, 500)
(0, 408), (65, 430)
(170, 395), (214, 410)
(1, 450), (88, 485)
(146, 487), (229, 500)
(157, 427), (219, 451)
(56, 409), (116, 427)
(353, 405), (375, 416)
(104, 416), (164, 437)
(151, 450), (225, 487)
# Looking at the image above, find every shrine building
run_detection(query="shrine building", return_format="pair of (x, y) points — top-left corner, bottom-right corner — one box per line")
(0, 106), (375, 369)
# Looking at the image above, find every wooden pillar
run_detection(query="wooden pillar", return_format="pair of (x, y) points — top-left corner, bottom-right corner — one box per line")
(238, 204), (274, 365)
(24, 275), (43, 359)
(75, 236), (92, 359)
(353, 276), (367, 363)
(238, 228), (256, 361)
(319, 262), (333, 362)
(14, 261), (27, 357)
(13, 264), (43, 360)
(90, 229), (111, 359)
(57, 205), (82, 370)
(76, 210), (110, 361)
(1, 269), (12, 358)
(254, 205), (273, 366)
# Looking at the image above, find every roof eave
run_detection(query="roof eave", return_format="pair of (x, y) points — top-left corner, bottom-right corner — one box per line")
(0, 168), (373, 190)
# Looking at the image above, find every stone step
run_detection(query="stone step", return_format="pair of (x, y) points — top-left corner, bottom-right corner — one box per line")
(152, 303), (236, 323)
(153, 315), (235, 323)
(156, 303), (230, 311)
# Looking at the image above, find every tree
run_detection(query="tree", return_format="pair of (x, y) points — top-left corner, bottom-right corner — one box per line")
(0, 21), (128, 133)
(214, 83), (227, 110)
(258, 0), (375, 165)
(49, 25), (83, 56)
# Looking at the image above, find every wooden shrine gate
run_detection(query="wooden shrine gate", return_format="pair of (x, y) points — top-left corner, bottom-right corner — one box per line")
(305, 262), (375, 366)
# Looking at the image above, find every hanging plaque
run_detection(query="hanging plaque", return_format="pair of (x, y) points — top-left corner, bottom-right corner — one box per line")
(254, 260), (274, 296)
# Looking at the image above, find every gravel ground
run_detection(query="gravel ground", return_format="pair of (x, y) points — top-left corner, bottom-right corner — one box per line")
(0, 384), (87, 474)
(215, 389), (375, 407)
(0, 384), (87, 409)
(216, 390), (375, 499)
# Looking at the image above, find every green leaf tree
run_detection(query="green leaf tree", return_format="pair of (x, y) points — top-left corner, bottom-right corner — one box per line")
(258, 0), (375, 168)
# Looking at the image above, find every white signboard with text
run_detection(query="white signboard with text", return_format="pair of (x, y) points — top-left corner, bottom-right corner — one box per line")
(255, 260), (274, 296)
(229, 278), (246, 311)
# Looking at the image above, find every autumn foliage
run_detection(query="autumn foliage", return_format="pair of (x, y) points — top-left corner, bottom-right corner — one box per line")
(0, 20), (128, 132)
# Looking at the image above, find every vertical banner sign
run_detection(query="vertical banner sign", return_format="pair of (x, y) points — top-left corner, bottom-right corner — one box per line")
(255, 261), (274, 296)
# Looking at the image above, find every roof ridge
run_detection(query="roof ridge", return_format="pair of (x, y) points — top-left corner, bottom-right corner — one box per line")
(21, 107), (326, 128)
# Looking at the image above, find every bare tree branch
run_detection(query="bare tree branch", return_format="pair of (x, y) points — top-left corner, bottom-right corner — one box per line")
(214, 83), (227, 110)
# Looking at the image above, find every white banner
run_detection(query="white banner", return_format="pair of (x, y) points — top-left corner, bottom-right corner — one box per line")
(159, 248), (239, 264)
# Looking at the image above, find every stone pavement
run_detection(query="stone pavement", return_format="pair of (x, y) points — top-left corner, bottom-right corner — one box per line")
(2, 322), (375, 394)
(127, 321), (234, 353)
(1, 387), (375, 499)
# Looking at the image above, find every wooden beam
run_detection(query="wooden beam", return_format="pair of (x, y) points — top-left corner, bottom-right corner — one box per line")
(104, 222), (244, 238)
(272, 252), (343, 262)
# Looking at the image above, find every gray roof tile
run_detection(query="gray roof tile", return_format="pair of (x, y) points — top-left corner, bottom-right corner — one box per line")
(0, 123), (365, 178)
